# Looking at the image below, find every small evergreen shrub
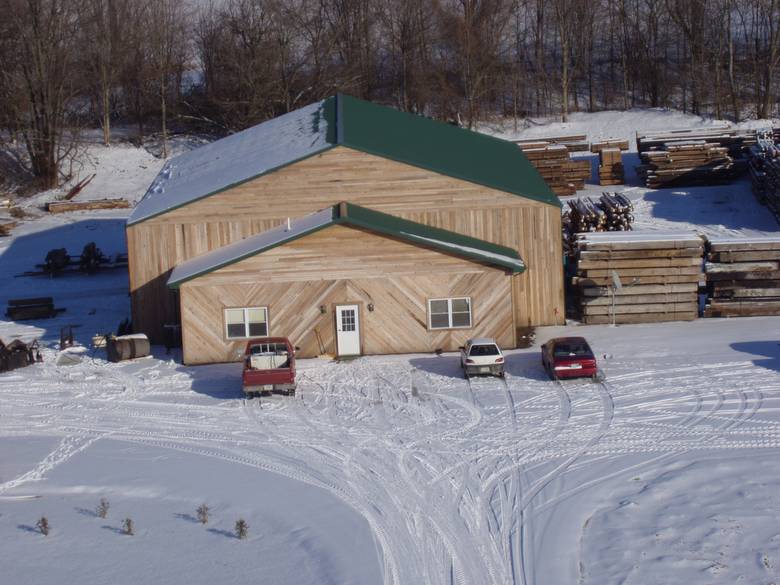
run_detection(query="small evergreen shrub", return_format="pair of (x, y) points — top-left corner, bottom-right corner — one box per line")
(235, 518), (248, 540)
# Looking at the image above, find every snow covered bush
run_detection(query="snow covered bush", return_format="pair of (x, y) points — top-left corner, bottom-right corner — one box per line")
(36, 517), (49, 536)
(235, 518), (248, 540)
(122, 518), (134, 536)
(196, 504), (209, 525)
(96, 498), (110, 519)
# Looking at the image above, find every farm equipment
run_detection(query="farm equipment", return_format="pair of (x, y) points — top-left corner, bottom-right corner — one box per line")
(0, 339), (42, 373)
(17, 241), (128, 277)
(242, 337), (297, 397)
(106, 334), (151, 362)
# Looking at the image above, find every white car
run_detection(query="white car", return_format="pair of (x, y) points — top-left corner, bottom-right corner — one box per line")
(459, 338), (505, 379)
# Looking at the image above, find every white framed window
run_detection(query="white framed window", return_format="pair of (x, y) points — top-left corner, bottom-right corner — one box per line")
(428, 297), (472, 330)
(224, 307), (268, 339)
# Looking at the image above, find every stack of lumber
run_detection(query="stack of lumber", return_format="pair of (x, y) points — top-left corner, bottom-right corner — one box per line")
(0, 221), (16, 236)
(513, 134), (590, 152)
(636, 128), (757, 157)
(598, 148), (624, 185)
(47, 198), (130, 213)
(566, 193), (633, 234)
(748, 139), (780, 220)
(636, 143), (739, 188)
(571, 231), (704, 324)
(703, 237), (780, 317)
(590, 139), (629, 153)
(517, 142), (592, 196)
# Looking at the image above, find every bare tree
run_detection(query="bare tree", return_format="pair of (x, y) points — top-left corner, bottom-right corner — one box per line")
(0, 0), (81, 188)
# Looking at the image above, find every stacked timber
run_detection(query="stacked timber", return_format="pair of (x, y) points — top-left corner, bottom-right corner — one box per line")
(636, 128), (757, 157)
(598, 148), (624, 185)
(0, 221), (16, 236)
(572, 231), (704, 324)
(518, 142), (592, 196)
(566, 193), (633, 234)
(748, 139), (780, 220)
(47, 198), (130, 213)
(703, 237), (780, 317)
(636, 143), (740, 188)
(590, 139), (629, 152)
(513, 134), (589, 152)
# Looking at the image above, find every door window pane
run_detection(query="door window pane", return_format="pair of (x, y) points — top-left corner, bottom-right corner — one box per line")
(341, 309), (355, 332)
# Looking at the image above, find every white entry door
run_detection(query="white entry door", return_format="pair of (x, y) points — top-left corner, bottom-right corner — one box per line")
(335, 304), (361, 356)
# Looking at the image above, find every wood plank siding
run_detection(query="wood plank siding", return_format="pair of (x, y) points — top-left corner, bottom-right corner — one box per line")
(127, 146), (564, 342)
(179, 225), (514, 364)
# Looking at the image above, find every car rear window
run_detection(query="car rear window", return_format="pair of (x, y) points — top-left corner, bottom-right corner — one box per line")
(553, 342), (591, 357)
(469, 344), (500, 356)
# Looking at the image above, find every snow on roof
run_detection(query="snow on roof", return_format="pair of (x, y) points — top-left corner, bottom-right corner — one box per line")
(167, 207), (334, 287)
(128, 99), (333, 225)
(400, 232), (525, 272)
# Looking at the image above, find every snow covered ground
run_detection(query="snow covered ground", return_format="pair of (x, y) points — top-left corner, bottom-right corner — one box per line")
(2, 108), (780, 584)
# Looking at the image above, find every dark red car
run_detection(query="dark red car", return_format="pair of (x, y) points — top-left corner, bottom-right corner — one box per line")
(541, 336), (599, 381)
(242, 337), (297, 397)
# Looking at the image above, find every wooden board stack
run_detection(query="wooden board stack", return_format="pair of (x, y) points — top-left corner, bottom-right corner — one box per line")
(515, 138), (592, 196)
(703, 236), (780, 317)
(636, 143), (739, 188)
(513, 134), (590, 152)
(636, 128), (757, 157)
(0, 221), (17, 236)
(598, 148), (624, 185)
(748, 139), (780, 220)
(572, 231), (703, 324)
(590, 139), (629, 152)
(47, 198), (130, 213)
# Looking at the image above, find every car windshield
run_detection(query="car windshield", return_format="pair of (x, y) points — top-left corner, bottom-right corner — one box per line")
(553, 342), (591, 357)
(470, 344), (500, 356)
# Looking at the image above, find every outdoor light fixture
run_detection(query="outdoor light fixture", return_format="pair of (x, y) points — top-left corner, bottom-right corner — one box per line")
(319, 305), (327, 314)
(368, 303), (374, 312)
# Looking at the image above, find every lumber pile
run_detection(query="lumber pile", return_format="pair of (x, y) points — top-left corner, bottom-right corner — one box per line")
(512, 134), (590, 152)
(636, 143), (741, 188)
(598, 148), (624, 185)
(566, 193), (633, 234)
(636, 128), (757, 157)
(571, 231), (704, 324)
(518, 143), (592, 196)
(703, 237), (780, 317)
(47, 198), (130, 213)
(0, 221), (16, 236)
(748, 137), (780, 221)
(590, 139), (629, 153)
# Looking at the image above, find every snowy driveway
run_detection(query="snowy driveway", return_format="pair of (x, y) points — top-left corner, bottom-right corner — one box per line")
(2, 318), (780, 585)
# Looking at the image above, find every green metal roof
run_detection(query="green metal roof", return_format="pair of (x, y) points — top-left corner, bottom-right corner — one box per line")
(336, 94), (560, 207)
(167, 202), (525, 288)
(132, 94), (559, 225)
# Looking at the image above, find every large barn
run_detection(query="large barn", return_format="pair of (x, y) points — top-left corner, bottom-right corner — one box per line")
(127, 94), (564, 364)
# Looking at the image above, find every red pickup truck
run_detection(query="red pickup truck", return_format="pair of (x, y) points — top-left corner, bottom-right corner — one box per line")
(242, 337), (297, 397)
